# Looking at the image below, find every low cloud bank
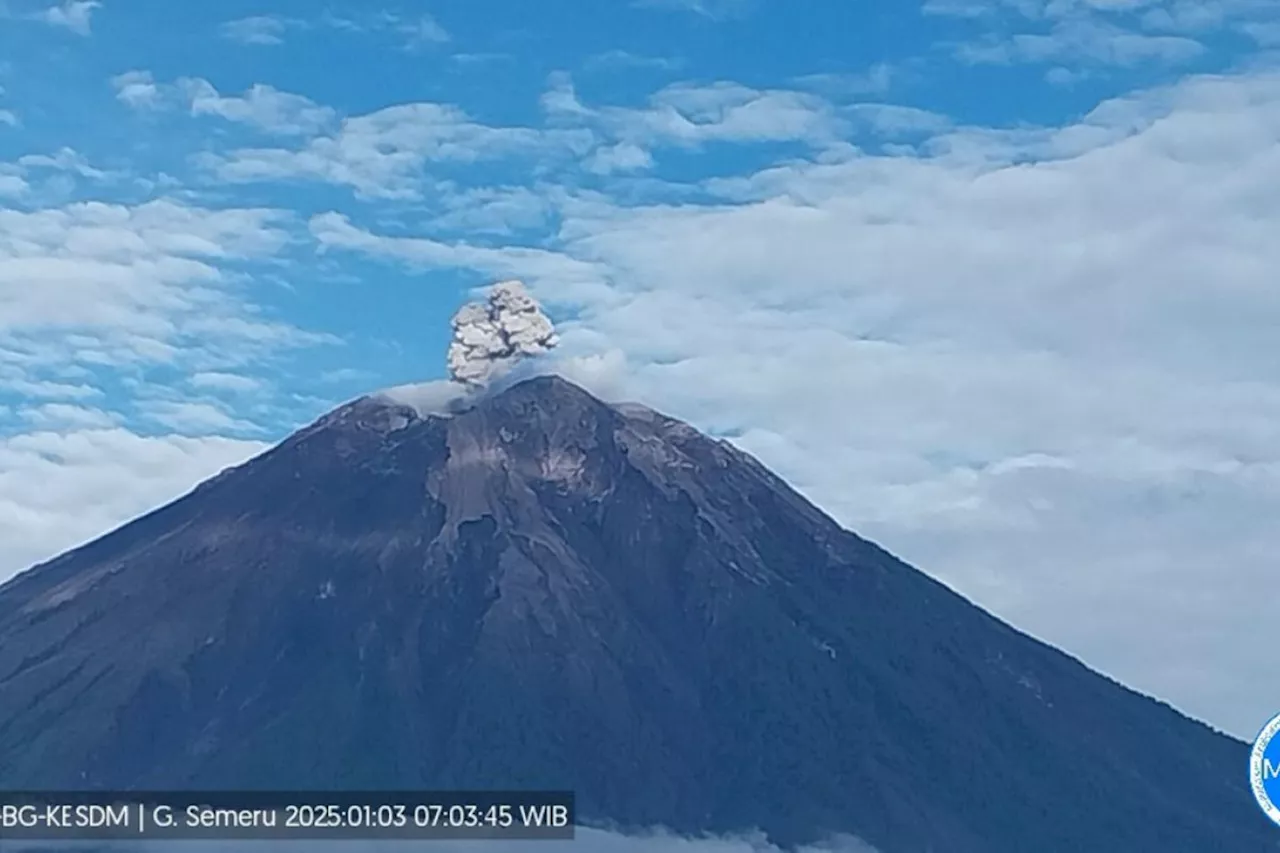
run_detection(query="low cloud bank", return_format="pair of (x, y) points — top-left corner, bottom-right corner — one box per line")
(0, 825), (881, 853)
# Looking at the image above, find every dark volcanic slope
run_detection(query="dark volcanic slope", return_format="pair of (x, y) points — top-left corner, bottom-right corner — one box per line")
(0, 376), (1269, 852)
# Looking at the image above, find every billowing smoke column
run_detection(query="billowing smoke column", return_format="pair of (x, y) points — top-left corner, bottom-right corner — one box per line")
(447, 280), (559, 388)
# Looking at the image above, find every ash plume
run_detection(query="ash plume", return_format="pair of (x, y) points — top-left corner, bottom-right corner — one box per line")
(448, 280), (559, 388)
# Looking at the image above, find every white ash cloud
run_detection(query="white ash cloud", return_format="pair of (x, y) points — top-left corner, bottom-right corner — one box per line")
(363, 281), (557, 420)
(447, 280), (559, 387)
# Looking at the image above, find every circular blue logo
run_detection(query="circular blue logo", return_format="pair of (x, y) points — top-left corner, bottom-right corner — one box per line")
(1250, 712), (1280, 827)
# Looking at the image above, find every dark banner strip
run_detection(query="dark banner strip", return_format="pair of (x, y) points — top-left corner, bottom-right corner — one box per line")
(0, 791), (575, 841)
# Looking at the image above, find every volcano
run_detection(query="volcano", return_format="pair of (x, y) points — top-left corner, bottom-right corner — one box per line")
(0, 376), (1269, 852)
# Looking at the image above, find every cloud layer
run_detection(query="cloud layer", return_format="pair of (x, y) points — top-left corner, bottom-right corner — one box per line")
(0, 826), (879, 853)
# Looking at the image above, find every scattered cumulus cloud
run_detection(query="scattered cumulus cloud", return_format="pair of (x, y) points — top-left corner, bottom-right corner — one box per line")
(844, 103), (953, 136)
(204, 103), (592, 199)
(0, 195), (333, 477)
(36, 0), (99, 35)
(219, 15), (295, 46)
(585, 142), (655, 174)
(114, 71), (857, 203)
(318, 9), (451, 50)
(188, 372), (266, 394)
(397, 13), (451, 47)
(112, 75), (336, 135)
(955, 19), (1204, 66)
(929, 0), (1280, 68)
(19, 402), (120, 429)
(141, 400), (261, 435)
(0, 170), (27, 197)
(17, 147), (108, 180)
(431, 185), (553, 234)
(0, 199), (292, 333)
(180, 79), (337, 136)
(794, 63), (901, 97)
(585, 51), (685, 72)
(111, 70), (161, 109)
(217, 10), (448, 51)
(452, 52), (516, 66)
(541, 75), (846, 171)
(0, 371), (101, 401)
(308, 212), (608, 302)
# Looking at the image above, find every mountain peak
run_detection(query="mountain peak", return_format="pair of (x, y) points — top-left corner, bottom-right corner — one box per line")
(0, 374), (1270, 852)
(488, 372), (594, 401)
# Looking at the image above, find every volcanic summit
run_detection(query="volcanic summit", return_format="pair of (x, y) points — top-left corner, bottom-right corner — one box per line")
(0, 374), (1270, 852)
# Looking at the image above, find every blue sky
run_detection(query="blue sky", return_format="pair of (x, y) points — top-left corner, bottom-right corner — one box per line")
(0, 0), (1278, 740)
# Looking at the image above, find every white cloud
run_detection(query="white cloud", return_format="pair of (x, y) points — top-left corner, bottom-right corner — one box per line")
(220, 15), (294, 46)
(111, 70), (161, 109)
(397, 13), (450, 47)
(0, 199), (289, 335)
(0, 196), (331, 445)
(0, 428), (266, 582)
(315, 68), (1280, 739)
(188, 371), (266, 394)
(316, 10), (451, 50)
(586, 79), (846, 148)
(207, 103), (593, 199)
(956, 19), (1204, 65)
(922, 0), (994, 16)
(1140, 2), (1230, 32)
(111, 74), (336, 136)
(451, 52), (516, 66)
(431, 185), (553, 234)
(0, 109), (18, 127)
(539, 75), (846, 173)
(180, 79), (336, 136)
(37, 0), (99, 35)
(585, 142), (655, 174)
(585, 50), (684, 72)
(0, 371), (101, 400)
(845, 104), (953, 136)
(217, 11), (448, 50)
(540, 74), (594, 117)
(309, 212), (608, 303)
(215, 11), (445, 49)
(1045, 65), (1092, 85)
(19, 402), (120, 428)
(141, 400), (261, 434)
(0, 171), (27, 197)
(645, 83), (842, 144)
(794, 63), (901, 97)
(927, 0), (1169, 17)
(18, 147), (107, 179)
(931, 0), (1280, 66)
(124, 73), (838, 199)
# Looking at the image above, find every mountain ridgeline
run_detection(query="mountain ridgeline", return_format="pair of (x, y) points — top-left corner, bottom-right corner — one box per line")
(0, 376), (1270, 852)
